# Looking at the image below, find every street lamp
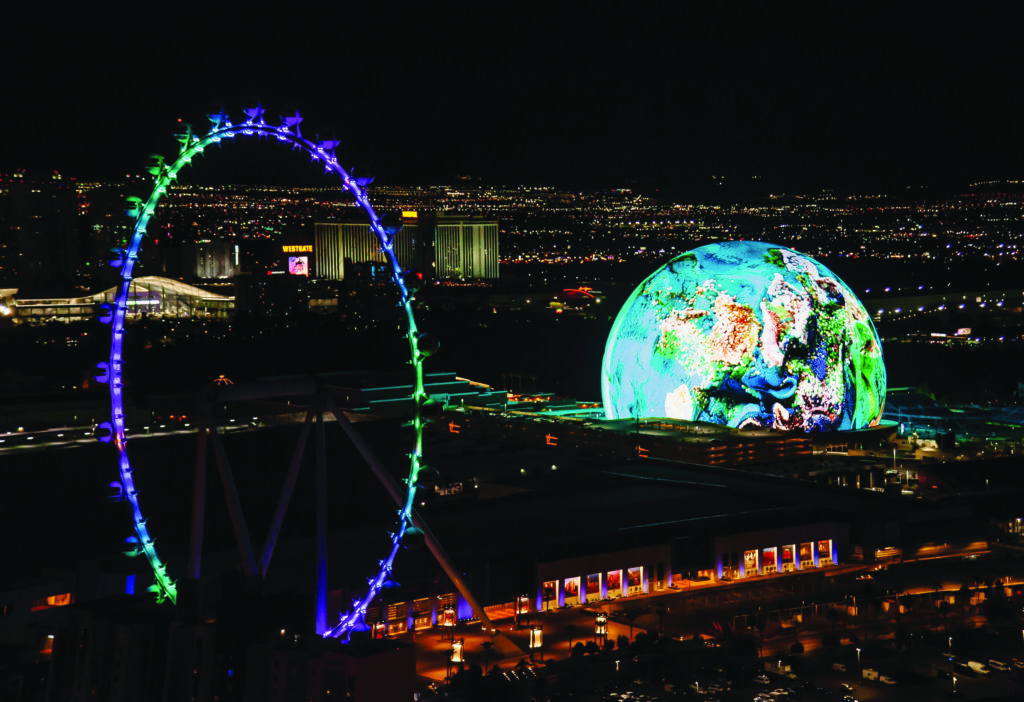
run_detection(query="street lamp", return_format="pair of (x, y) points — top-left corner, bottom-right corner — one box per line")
(516, 595), (530, 629)
(530, 625), (544, 662)
(595, 612), (608, 641)
(856, 647), (861, 671)
(451, 637), (464, 664)
(442, 605), (456, 642)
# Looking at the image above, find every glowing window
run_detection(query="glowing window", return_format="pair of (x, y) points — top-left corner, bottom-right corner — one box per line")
(30, 593), (72, 612)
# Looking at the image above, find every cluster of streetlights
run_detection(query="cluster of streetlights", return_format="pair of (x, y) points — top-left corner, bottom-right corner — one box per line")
(443, 597), (613, 674)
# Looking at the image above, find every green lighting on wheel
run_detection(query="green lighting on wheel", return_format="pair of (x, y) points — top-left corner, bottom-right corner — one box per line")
(106, 108), (428, 638)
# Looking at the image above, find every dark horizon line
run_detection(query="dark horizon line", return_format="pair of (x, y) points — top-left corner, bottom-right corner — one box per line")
(16, 167), (1024, 203)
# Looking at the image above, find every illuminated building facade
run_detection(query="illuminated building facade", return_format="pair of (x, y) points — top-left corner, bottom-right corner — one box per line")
(190, 239), (239, 280)
(537, 545), (670, 611)
(314, 214), (498, 283)
(530, 500), (850, 611)
(9, 275), (233, 323)
(433, 216), (499, 280)
(314, 219), (421, 282)
(714, 523), (846, 580)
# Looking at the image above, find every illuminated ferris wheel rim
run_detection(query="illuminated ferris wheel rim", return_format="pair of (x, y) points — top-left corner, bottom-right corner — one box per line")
(101, 105), (428, 639)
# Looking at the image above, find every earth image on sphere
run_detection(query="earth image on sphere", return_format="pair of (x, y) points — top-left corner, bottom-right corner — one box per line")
(601, 241), (886, 431)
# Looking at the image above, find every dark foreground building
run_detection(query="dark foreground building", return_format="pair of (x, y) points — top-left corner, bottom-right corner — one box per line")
(0, 373), (1007, 700)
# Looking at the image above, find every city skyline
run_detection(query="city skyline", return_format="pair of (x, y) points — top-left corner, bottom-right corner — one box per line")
(5, 8), (1024, 700)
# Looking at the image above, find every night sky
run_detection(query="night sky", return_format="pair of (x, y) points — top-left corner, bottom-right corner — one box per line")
(4, 5), (1024, 192)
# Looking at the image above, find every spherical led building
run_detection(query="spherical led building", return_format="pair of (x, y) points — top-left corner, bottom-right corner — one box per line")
(601, 241), (886, 431)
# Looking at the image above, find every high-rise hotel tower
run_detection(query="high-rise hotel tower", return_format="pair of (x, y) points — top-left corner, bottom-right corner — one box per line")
(432, 216), (499, 280)
(314, 216), (422, 281)
(314, 213), (498, 282)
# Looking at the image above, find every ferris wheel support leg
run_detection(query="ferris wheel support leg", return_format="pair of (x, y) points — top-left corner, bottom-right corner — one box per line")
(324, 398), (499, 633)
(260, 408), (316, 576)
(207, 421), (258, 576)
(315, 404), (329, 636)
(188, 424), (208, 581)
(408, 506), (500, 634)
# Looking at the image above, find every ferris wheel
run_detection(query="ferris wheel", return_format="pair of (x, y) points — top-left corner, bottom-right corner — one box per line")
(97, 106), (443, 639)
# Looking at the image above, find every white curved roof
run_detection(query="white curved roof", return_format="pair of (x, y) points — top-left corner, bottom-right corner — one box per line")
(81, 276), (234, 303)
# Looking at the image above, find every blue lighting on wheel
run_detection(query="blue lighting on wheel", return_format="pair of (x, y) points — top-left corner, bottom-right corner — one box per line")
(105, 107), (429, 639)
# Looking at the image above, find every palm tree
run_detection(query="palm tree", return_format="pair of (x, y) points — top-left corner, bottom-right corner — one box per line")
(755, 620), (766, 659)
(826, 607), (841, 630)
(938, 601), (950, 633)
(624, 609), (640, 641)
(654, 603), (667, 634)
(481, 640), (494, 674)
(959, 583), (971, 627)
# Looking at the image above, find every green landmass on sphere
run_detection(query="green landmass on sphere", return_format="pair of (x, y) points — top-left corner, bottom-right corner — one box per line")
(602, 241), (887, 432)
